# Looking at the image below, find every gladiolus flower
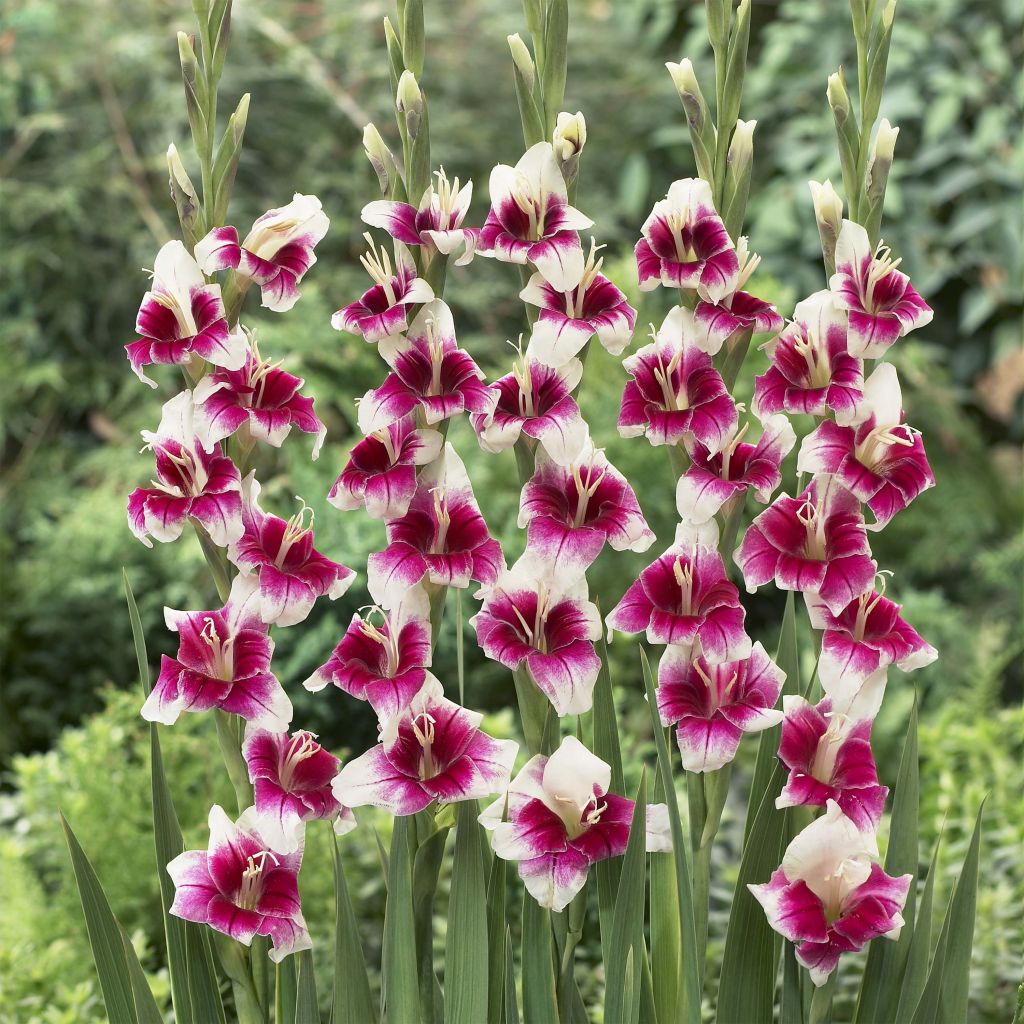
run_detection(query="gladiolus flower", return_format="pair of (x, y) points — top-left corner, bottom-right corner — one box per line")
(656, 641), (785, 772)
(141, 574), (291, 730)
(167, 805), (310, 962)
(356, 300), (496, 431)
(693, 238), (783, 352)
(735, 476), (876, 616)
(242, 727), (356, 854)
(521, 238), (637, 366)
(304, 584), (432, 719)
(127, 391), (243, 548)
(126, 240), (245, 387)
(331, 237), (434, 343)
(797, 363), (935, 530)
(635, 178), (739, 301)
(829, 220), (933, 358)
(479, 142), (593, 290)
(749, 800), (911, 986)
(676, 414), (796, 526)
(471, 554), (603, 716)
(480, 736), (671, 911)
(328, 416), (444, 521)
(518, 438), (654, 573)
(752, 291), (864, 424)
(332, 675), (518, 815)
(192, 332), (326, 458)
(470, 351), (589, 465)
(776, 682), (889, 830)
(362, 167), (480, 266)
(229, 475), (355, 627)
(805, 579), (937, 695)
(606, 540), (751, 661)
(195, 193), (330, 313)
(367, 445), (504, 608)
(618, 306), (737, 452)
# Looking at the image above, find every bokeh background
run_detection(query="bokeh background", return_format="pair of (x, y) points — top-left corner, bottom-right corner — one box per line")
(1, 0), (1021, 1020)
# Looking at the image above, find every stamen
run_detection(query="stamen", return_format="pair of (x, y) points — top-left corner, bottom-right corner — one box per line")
(796, 498), (828, 560)
(721, 421), (751, 480)
(275, 497), (315, 569)
(372, 426), (399, 465)
(673, 557), (695, 616)
(411, 710), (437, 779)
(279, 731), (322, 789)
(237, 849), (280, 910)
(200, 616), (235, 679)
(431, 487), (451, 552)
(863, 239), (903, 312)
(359, 232), (399, 306)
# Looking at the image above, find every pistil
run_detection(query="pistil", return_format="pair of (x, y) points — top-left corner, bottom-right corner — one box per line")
(796, 497), (828, 560)
(411, 710), (437, 779)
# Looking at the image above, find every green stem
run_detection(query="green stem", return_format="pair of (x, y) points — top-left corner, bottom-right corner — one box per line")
(193, 522), (233, 603)
(687, 772), (710, 981)
(513, 666), (553, 756)
(215, 709), (253, 813)
(808, 971), (837, 1024)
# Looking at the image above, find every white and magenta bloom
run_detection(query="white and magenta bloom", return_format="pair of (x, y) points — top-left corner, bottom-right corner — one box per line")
(304, 584), (432, 719)
(519, 439), (654, 573)
(606, 541), (750, 661)
(471, 555), (603, 717)
(806, 581), (936, 695)
(480, 736), (671, 911)
(332, 676), (518, 815)
(693, 238), (783, 352)
(327, 416), (444, 521)
(331, 237), (434, 343)
(752, 291), (864, 424)
(618, 307), (737, 452)
(675, 415), (796, 527)
(125, 240), (244, 387)
(192, 333), (326, 458)
(167, 805), (310, 962)
(356, 300), (496, 431)
(635, 178), (738, 301)
(362, 167), (480, 266)
(367, 445), (504, 608)
(776, 689), (888, 829)
(127, 391), (243, 548)
(229, 476), (355, 627)
(242, 727), (355, 854)
(141, 574), (291, 731)
(798, 363), (935, 530)
(830, 220), (933, 358)
(735, 476), (876, 616)
(656, 641), (785, 772)
(749, 800), (911, 986)
(521, 239), (637, 366)
(195, 193), (330, 313)
(470, 353), (588, 465)
(479, 142), (593, 290)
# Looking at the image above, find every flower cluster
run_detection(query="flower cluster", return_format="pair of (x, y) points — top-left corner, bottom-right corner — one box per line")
(126, 193), (366, 961)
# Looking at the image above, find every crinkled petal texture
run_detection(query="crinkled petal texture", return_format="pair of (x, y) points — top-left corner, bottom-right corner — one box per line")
(829, 220), (933, 359)
(304, 584), (432, 719)
(753, 290), (863, 425)
(196, 193), (330, 313)
(479, 143), (592, 290)
(328, 416), (444, 520)
(192, 348), (326, 459)
(480, 737), (671, 910)
(618, 306), (736, 452)
(243, 728), (352, 854)
(471, 555), (603, 716)
(229, 475), (355, 627)
(126, 240), (246, 387)
(676, 414), (796, 526)
(635, 179), (739, 302)
(141, 574), (293, 731)
(656, 641), (785, 772)
(367, 445), (504, 608)
(519, 440), (654, 575)
(749, 801), (910, 986)
(470, 357), (589, 465)
(775, 695), (887, 829)
(167, 805), (311, 963)
(332, 676), (518, 815)
(607, 540), (751, 662)
(736, 476), (876, 616)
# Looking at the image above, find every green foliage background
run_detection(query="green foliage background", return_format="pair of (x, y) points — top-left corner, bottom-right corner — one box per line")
(1, 0), (1021, 1020)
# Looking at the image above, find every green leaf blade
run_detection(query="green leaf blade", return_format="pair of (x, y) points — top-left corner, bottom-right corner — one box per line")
(331, 836), (378, 1024)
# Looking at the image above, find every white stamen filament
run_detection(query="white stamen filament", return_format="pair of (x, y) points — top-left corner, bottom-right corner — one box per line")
(423, 317), (445, 395)
(795, 498), (828, 560)
(372, 427), (399, 465)
(411, 711), (437, 779)
(664, 205), (698, 263)
(651, 327), (686, 412)
(571, 450), (608, 527)
(566, 238), (606, 319)
(275, 497), (314, 569)
(862, 239), (902, 313)
(200, 616), (235, 679)
(359, 232), (399, 305)
(358, 606), (400, 675)
(810, 711), (853, 783)
(432, 167), (462, 231)
(279, 731), (322, 790)
(237, 850), (280, 911)
(511, 173), (545, 239)
(720, 421), (751, 480)
(152, 285), (199, 337)
(673, 557), (695, 616)
(793, 331), (832, 389)
(855, 422), (914, 472)
(431, 488), (451, 553)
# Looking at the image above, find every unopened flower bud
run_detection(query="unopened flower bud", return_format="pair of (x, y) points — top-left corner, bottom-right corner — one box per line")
(666, 59), (706, 132)
(363, 123), (395, 194)
(396, 70), (424, 139)
(809, 179), (844, 267)
(826, 71), (852, 125)
(167, 143), (199, 237)
(881, 0), (897, 31)
(553, 111), (586, 161)
(508, 34), (536, 92)
(728, 119), (756, 169)
(866, 120), (899, 209)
